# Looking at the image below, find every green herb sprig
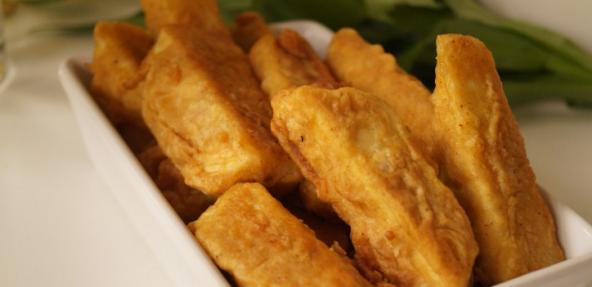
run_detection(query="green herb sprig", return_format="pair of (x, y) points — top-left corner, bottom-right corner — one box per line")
(221, 0), (592, 108)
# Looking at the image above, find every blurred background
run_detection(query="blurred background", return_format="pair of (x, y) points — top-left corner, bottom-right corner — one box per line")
(4, 0), (592, 105)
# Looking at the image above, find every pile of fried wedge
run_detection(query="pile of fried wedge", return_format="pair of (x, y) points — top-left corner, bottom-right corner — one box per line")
(90, 0), (565, 286)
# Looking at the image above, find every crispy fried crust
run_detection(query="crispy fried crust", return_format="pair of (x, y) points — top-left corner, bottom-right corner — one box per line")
(137, 145), (212, 223)
(140, 0), (228, 36)
(327, 28), (434, 157)
(280, 186), (351, 252)
(189, 183), (372, 287)
(271, 86), (478, 287)
(432, 34), (565, 284)
(231, 12), (271, 52)
(249, 28), (338, 219)
(142, 25), (300, 196)
(250, 29), (338, 99)
(298, 180), (338, 221)
(116, 123), (156, 154)
(90, 21), (153, 127)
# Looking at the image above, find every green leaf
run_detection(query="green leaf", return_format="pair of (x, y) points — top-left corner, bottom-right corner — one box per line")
(387, 5), (452, 37)
(354, 19), (408, 44)
(365, 0), (443, 22)
(443, 0), (592, 74)
(121, 11), (145, 27)
(252, 0), (367, 29)
(504, 76), (592, 107)
(437, 19), (549, 72)
(218, 0), (254, 24)
(397, 17), (592, 78)
(566, 99), (592, 109)
(385, 15), (592, 106)
(397, 31), (435, 70)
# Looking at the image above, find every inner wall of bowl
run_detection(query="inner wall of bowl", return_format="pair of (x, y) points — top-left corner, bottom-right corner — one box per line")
(553, 200), (592, 258)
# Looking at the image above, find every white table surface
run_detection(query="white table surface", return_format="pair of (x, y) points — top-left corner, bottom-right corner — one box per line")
(0, 34), (173, 286)
(1, 3), (591, 287)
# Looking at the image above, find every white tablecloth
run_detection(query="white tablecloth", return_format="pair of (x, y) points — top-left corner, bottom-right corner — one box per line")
(0, 34), (172, 286)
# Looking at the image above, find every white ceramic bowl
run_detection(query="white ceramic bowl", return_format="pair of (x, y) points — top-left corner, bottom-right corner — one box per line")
(59, 21), (592, 287)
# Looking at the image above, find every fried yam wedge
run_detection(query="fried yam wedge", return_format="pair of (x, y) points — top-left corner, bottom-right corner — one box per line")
(138, 145), (212, 223)
(280, 186), (351, 251)
(189, 183), (372, 287)
(90, 21), (153, 127)
(432, 34), (564, 284)
(249, 28), (339, 218)
(140, 0), (227, 36)
(142, 25), (301, 196)
(298, 180), (338, 221)
(231, 12), (271, 52)
(271, 86), (478, 287)
(250, 29), (338, 99)
(116, 122), (156, 154)
(327, 28), (434, 155)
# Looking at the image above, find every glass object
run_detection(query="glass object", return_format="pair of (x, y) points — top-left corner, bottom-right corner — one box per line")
(0, 0), (12, 84)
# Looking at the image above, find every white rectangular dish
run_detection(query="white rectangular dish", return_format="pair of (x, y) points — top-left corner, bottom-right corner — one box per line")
(59, 21), (592, 287)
